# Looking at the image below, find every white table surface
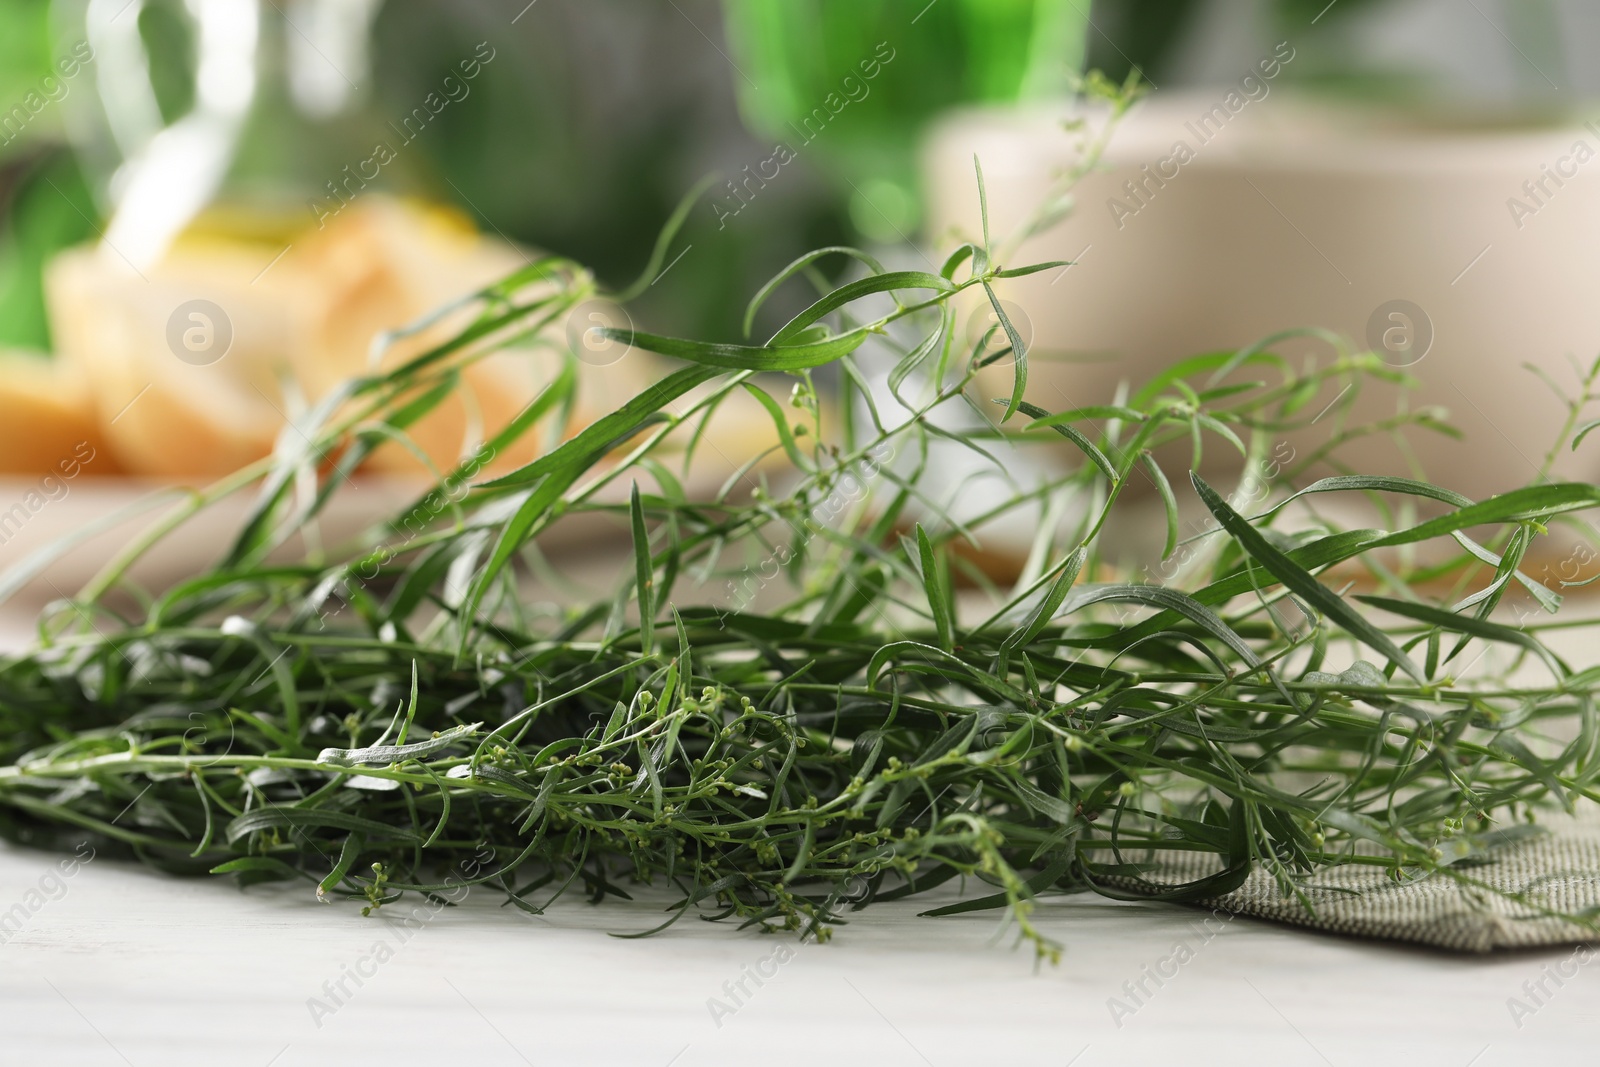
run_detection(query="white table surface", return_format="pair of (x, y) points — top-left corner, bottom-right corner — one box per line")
(1, 842), (1595, 1067)
(2, 603), (1597, 1066)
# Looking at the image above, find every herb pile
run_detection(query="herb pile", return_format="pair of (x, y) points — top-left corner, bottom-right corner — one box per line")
(3, 80), (1600, 957)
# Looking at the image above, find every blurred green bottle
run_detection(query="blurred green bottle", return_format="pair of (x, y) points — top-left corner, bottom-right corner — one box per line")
(722, 0), (1088, 242)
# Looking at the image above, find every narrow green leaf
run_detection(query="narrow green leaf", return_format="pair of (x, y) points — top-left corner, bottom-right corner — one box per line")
(1452, 531), (1560, 612)
(1356, 595), (1568, 677)
(915, 525), (954, 653)
(887, 312), (950, 401)
(477, 364), (720, 491)
(1366, 484), (1600, 551)
(739, 383), (812, 471)
(619, 173), (720, 301)
(1065, 583), (1264, 669)
(1570, 417), (1600, 451)
(919, 852), (1072, 917)
(1022, 404), (1147, 427)
(598, 325), (871, 373)
(769, 271), (951, 346)
(1141, 453), (1179, 560)
(743, 246), (885, 338)
(984, 281), (1027, 421)
(940, 243), (977, 281)
(998, 547), (1086, 672)
(974, 155), (992, 259)
(993, 261), (1075, 278)
(1007, 400), (1117, 482)
(319, 832), (365, 896)
(1191, 473), (1424, 682)
(316, 722), (482, 767)
(631, 483), (655, 656)
(226, 806), (423, 845)
(1257, 475), (1472, 521)
(1203, 327), (1345, 389)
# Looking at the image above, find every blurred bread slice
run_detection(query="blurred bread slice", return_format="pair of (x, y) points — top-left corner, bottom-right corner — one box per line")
(279, 199), (623, 478)
(43, 198), (612, 481)
(46, 230), (294, 480)
(0, 348), (119, 476)
(42, 196), (768, 489)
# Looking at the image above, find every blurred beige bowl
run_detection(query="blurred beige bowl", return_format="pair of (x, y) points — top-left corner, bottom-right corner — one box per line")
(925, 93), (1600, 500)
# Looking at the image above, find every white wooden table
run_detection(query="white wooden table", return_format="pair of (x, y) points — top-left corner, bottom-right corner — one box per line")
(1, 841), (1594, 1067)
(1, 601), (1596, 1066)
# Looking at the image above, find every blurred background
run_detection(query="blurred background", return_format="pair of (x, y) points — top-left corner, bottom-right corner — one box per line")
(2, 0), (1600, 499)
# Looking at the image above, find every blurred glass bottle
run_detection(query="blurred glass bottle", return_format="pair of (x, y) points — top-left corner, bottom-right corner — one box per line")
(54, 0), (397, 267)
(39, 1), (540, 482)
(722, 0), (1088, 242)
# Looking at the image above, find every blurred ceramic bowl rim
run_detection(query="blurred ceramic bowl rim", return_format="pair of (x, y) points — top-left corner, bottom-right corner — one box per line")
(922, 90), (1600, 509)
